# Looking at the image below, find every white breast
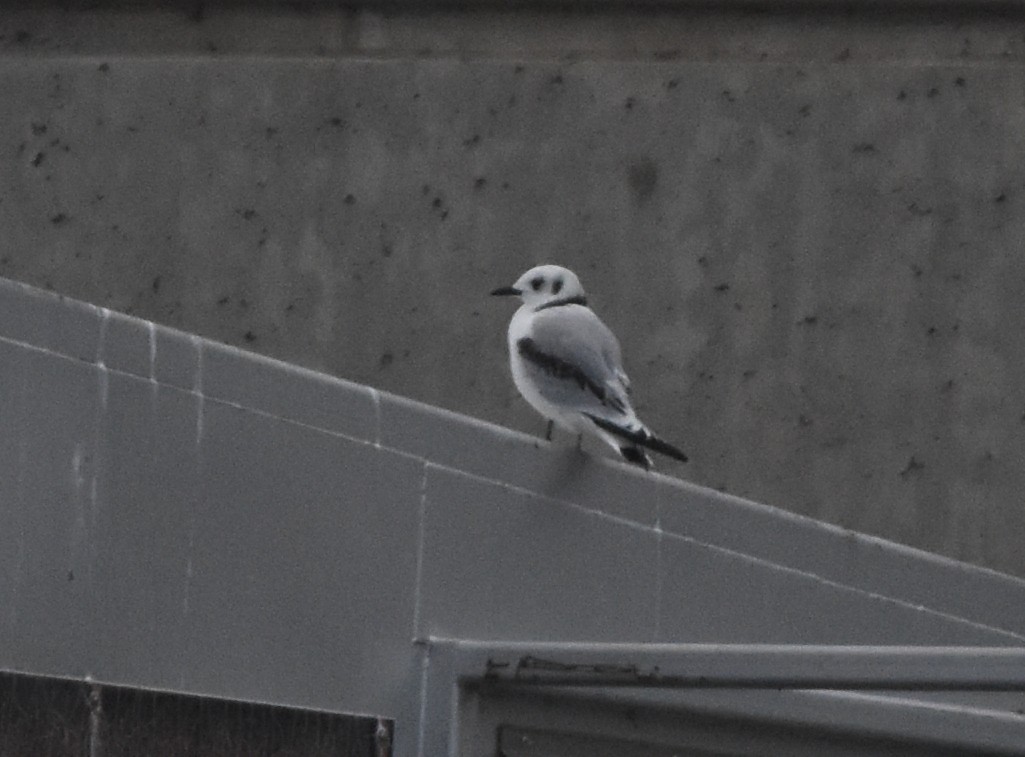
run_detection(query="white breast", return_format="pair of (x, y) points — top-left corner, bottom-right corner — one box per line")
(506, 305), (591, 434)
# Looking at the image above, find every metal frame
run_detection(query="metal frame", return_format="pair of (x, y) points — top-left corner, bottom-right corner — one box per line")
(411, 638), (1025, 756)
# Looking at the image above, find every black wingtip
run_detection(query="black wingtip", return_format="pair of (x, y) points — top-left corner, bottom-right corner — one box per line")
(586, 414), (688, 464)
(619, 446), (652, 470)
(643, 436), (689, 463)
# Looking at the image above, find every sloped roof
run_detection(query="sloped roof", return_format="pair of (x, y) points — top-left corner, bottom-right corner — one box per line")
(1, 276), (1023, 754)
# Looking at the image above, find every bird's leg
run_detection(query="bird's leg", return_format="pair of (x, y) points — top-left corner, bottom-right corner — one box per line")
(545, 419), (554, 441)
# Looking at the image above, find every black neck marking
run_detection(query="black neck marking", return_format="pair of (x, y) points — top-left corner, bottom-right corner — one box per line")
(534, 295), (588, 312)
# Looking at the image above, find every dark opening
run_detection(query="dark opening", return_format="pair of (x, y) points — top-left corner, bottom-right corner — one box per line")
(0, 669), (390, 757)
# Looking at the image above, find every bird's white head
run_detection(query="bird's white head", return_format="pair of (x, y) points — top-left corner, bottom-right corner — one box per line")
(491, 264), (587, 308)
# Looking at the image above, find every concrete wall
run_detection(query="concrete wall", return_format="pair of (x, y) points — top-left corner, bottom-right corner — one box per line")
(3, 3), (1025, 576)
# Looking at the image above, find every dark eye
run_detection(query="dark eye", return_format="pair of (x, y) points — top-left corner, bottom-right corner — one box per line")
(552, 278), (563, 294)
(530, 277), (544, 291)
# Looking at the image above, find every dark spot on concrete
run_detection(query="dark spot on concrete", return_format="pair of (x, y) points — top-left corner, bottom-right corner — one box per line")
(627, 158), (658, 201)
(462, 134), (480, 147)
(217, 296), (229, 306)
(473, 177), (487, 190)
(720, 90), (734, 102)
(897, 90), (907, 100)
(379, 351), (394, 368)
(514, 65), (524, 74)
(823, 433), (854, 453)
(798, 104), (811, 117)
(955, 76), (966, 87)
(243, 331), (256, 343)
(127, 125), (138, 133)
(50, 212), (68, 225)
(910, 263), (923, 277)
(31, 123), (47, 135)
(799, 315), (818, 325)
(798, 414), (813, 427)
(666, 79), (679, 90)
(265, 127), (278, 139)
(926, 326), (937, 336)
(239, 298), (249, 310)
(995, 192), (1007, 203)
(98, 62), (109, 73)
(550, 74), (563, 85)
(697, 256), (708, 268)
(836, 48), (851, 62)
(927, 87), (940, 98)
(440, 210), (449, 220)
(344, 194), (356, 205)
(624, 97), (635, 110)
(432, 197), (442, 208)
(899, 456), (924, 477)
(236, 208), (257, 220)
(908, 202), (932, 216)
(328, 117), (344, 128)
(852, 143), (876, 154)
(31, 152), (44, 167)
(422, 184), (430, 195)
(152, 276), (161, 293)
(381, 244), (393, 257)
(942, 379), (955, 392)
(67, 570), (74, 582)
(713, 283), (730, 293)
(14, 30), (31, 44)
(501, 182), (510, 190)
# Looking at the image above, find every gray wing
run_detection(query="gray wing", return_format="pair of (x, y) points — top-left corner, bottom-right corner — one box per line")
(517, 305), (633, 418)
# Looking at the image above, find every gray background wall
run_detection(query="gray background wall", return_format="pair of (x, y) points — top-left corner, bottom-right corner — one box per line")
(3, 2), (1025, 576)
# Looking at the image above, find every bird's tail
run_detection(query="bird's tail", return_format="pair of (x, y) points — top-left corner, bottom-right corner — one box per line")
(584, 414), (688, 467)
(618, 444), (653, 470)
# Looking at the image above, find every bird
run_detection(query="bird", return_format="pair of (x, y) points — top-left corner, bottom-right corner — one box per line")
(491, 264), (687, 470)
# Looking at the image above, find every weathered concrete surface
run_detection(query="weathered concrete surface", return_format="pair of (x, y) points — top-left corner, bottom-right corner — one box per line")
(2, 5), (1025, 576)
